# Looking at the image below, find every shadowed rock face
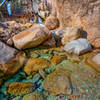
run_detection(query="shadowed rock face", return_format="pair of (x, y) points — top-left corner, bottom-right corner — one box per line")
(0, 41), (18, 64)
(50, 0), (100, 48)
(0, 41), (26, 78)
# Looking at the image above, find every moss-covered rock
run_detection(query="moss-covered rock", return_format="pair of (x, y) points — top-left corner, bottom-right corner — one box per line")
(24, 58), (50, 75)
(8, 82), (35, 95)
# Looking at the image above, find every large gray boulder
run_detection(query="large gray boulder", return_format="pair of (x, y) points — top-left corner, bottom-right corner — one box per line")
(64, 38), (92, 55)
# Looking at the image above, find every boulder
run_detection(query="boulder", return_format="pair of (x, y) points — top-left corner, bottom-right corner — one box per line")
(0, 41), (26, 78)
(13, 24), (51, 50)
(64, 38), (92, 55)
(62, 26), (83, 45)
(49, 0), (100, 48)
(87, 52), (100, 73)
(42, 69), (71, 95)
(24, 58), (50, 75)
(8, 82), (35, 95)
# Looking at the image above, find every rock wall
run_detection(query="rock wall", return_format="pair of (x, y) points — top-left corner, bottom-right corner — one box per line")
(51, 0), (100, 48)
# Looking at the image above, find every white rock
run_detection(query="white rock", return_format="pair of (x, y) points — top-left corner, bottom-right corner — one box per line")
(64, 38), (92, 55)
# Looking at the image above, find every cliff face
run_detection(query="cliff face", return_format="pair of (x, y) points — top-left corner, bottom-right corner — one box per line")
(51, 0), (100, 48)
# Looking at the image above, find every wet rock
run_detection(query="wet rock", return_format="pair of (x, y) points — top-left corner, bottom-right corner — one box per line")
(12, 96), (22, 100)
(42, 69), (71, 96)
(87, 52), (100, 73)
(64, 38), (92, 55)
(42, 37), (56, 47)
(0, 41), (26, 78)
(45, 16), (59, 30)
(22, 92), (44, 100)
(71, 56), (80, 63)
(39, 69), (47, 79)
(62, 26), (83, 45)
(13, 24), (51, 50)
(8, 82), (34, 95)
(51, 55), (67, 65)
(24, 58), (50, 75)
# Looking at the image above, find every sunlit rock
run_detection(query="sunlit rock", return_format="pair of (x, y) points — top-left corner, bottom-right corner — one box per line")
(13, 24), (51, 50)
(62, 26), (83, 45)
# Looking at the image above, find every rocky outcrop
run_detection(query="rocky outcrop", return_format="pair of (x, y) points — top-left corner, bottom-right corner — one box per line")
(64, 38), (92, 55)
(45, 16), (59, 30)
(48, 0), (100, 48)
(42, 69), (71, 95)
(8, 82), (35, 95)
(13, 24), (51, 50)
(0, 41), (26, 78)
(24, 58), (50, 75)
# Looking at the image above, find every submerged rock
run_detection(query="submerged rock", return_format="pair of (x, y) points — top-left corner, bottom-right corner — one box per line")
(87, 52), (100, 73)
(62, 26), (83, 45)
(42, 69), (71, 96)
(13, 24), (51, 50)
(24, 58), (50, 75)
(0, 41), (26, 78)
(8, 82), (34, 95)
(64, 38), (92, 55)
(51, 55), (67, 65)
(22, 91), (44, 100)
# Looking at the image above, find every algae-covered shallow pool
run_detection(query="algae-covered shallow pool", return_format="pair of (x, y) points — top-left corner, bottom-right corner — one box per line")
(0, 47), (100, 100)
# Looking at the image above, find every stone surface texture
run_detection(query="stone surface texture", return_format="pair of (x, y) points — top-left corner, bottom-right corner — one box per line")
(13, 24), (51, 50)
(24, 58), (50, 75)
(64, 38), (92, 55)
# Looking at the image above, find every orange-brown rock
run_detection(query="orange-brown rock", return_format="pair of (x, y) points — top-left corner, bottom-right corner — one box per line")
(8, 82), (34, 95)
(0, 41), (26, 78)
(45, 16), (59, 30)
(61, 26), (83, 45)
(49, 0), (100, 48)
(24, 58), (50, 75)
(13, 24), (51, 50)
(42, 69), (71, 95)
(51, 55), (67, 65)
(86, 52), (100, 73)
